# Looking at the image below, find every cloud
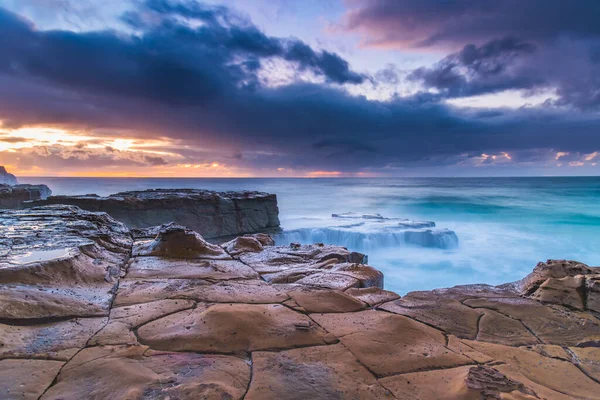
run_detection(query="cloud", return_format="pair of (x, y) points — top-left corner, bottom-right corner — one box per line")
(342, 1), (600, 110)
(342, 0), (600, 48)
(0, 1), (599, 176)
(408, 37), (543, 98)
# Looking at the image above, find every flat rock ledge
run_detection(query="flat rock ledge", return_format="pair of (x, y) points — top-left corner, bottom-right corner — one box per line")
(2, 206), (600, 399)
(27, 189), (280, 239)
(0, 184), (52, 209)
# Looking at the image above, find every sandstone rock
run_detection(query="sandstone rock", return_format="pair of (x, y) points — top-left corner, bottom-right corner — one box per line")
(379, 365), (538, 400)
(90, 299), (195, 346)
(530, 274), (586, 310)
(0, 206), (131, 286)
(516, 259), (595, 295)
(0, 184), (52, 209)
(41, 345), (250, 400)
(0, 166), (17, 185)
(291, 271), (362, 290)
(0, 359), (64, 400)
(379, 291), (483, 339)
(524, 344), (571, 361)
(476, 309), (539, 346)
(446, 335), (494, 363)
(585, 275), (600, 313)
(29, 189), (280, 239)
(137, 303), (329, 353)
(285, 286), (367, 313)
(0, 317), (107, 360)
(464, 339), (600, 399)
(345, 287), (400, 306)
(463, 296), (600, 346)
(261, 261), (383, 290)
(0, 284), (113, 319)
(4, 204), (600, 398)
(125, 257), (256, 280)
(249, 232), (276, 246)
(246, 344), (393, 399)
(311, 310), (473, 376)
(568, 346), (600, 381)
(0, 206), (130, 331)
(114, 279), (288, 306)
(239, 244), (366, 274)
(133, 224), (230, 259)
(222, 235), (264, 256)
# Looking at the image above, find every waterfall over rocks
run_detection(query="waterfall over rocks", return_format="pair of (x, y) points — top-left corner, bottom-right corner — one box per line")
(275, 212), (459, 253)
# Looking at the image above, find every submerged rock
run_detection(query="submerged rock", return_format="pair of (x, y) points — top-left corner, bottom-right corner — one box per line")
(277, 212), (457, 250)
(404, 228), (459, 248)
(28, 188), (280, 239)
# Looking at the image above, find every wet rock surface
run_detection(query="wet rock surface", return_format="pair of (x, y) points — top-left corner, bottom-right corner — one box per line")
(1, 208), (600, 399)
(28, 189), (280, 239)
(0, 184), (52, 209)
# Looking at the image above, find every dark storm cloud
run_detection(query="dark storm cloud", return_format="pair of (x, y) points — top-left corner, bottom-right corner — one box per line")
(0, 1), (599, 173)
(408, 37), (543, 98)
(342, 1), (600, 109)
(343, 0), (600, 47)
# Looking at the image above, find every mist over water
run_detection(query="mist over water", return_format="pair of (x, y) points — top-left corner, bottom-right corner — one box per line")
(22, 176), (600, 295)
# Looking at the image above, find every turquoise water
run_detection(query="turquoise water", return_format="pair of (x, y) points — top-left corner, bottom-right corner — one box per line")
(22, 177), (600, 294)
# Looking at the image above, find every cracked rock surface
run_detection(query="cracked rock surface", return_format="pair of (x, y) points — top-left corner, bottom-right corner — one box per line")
(1, 206), (600, 399)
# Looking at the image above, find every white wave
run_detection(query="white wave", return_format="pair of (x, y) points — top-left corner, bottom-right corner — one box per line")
(275, 213), (459, 253)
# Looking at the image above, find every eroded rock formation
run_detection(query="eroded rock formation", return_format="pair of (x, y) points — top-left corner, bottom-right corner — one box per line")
(0, 184), (52, 209)
(27, 189), (280, 239)
(1, 206), (600, 399)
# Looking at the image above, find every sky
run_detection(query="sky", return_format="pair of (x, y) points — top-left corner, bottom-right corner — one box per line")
(0, 0), (599, 177)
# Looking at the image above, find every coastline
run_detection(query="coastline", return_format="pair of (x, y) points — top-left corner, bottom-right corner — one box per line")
(1, 202), (600, 399)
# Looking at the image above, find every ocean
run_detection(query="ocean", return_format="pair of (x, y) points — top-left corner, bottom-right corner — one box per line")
(21, 176), (600, 295)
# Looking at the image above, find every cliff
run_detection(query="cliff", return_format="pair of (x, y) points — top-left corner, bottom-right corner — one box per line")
(0, 184), (52, 208)
(28, 189), (280, 239)
(0, 166), (17, 185)
(1, 205), (600, 399)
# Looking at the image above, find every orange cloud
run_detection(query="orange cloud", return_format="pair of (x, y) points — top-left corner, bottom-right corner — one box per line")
(306, 171), (343, 177)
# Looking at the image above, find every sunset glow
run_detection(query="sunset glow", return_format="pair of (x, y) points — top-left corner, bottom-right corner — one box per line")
(0, 1), (598, 177)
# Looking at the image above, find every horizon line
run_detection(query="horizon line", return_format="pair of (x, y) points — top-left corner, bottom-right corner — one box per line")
(16, 175), (600, 179)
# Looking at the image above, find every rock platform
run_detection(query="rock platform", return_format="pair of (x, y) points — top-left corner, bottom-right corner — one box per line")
(1, 206), (600, 399)
(27, 189), (280, 239)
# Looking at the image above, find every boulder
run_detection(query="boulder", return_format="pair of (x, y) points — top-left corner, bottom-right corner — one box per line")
(516, 259), (595, 295)
(133, 223), (230, 259)
(0, 184), (51, 209)
(0, 166), (17, 185)
(28, 188), (280, 239)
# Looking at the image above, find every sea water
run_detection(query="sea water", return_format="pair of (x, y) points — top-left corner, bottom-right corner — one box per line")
(21, 176), (600, 295)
